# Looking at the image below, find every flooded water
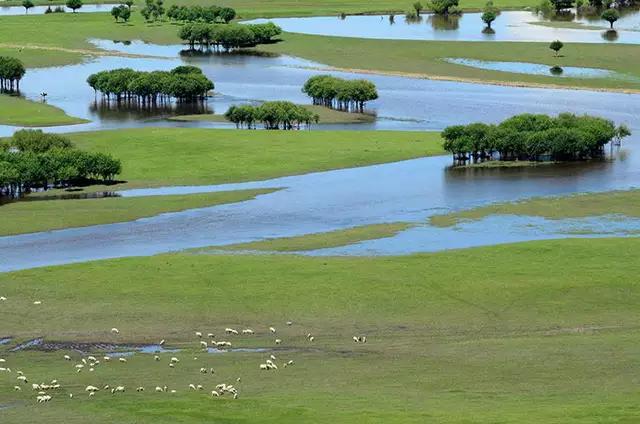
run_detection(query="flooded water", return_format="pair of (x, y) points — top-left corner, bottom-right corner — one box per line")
(1, 38), (640, 137)
(247, 9), (640, 43)
(444, 58), (634, 79)
(0, 4), (116, 15)
(1, 138), (639, 271)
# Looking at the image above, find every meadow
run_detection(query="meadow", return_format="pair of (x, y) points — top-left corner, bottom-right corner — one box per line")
(0, 95), (87, 127)
(1, 237), (640, 422)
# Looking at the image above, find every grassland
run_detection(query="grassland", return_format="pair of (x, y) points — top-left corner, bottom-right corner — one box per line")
(429, 189), (640, 227)
(217, 222), (412, 251)
(2, 13), (640, 91)
(258, 33), (640, 91)
(2, 0), (538, 18)
(169, 105), (376, 125)
(1, 237), (640, 422)
(0, 189), (275, 236)
(0, 94), (87, 127)
(65, 128), (443, 189)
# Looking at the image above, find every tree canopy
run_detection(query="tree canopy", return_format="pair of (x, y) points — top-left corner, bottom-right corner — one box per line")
(0, 130), (122, 197)
(429, 0), (460, 15)
(178, 22), (281, 51)
(302, 75), (378, 112)
(225, 102), (319, 130)
(65, 0), (83, 12)
(167, 4), (236, 23)
(87, 66), (214, 102)
(111, 5), (131, 22)
(442, 113), (630, 165)
(601, 9), (620, 29)
(0, 56), (26, 91)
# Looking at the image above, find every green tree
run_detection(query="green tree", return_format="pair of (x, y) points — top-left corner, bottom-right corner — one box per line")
(601, 9), (619, 29)
(413, 1), (424, 15)
(22, 0), (34, 13)
(430, 0), (459, 14)
(124, 0), (133, 9)
(481, 11), (497, 28)
(550, 0), (574, 11)
(66, 0), (82, 13)
(549, 39), (564, 57)
(218, 7), (236, 23)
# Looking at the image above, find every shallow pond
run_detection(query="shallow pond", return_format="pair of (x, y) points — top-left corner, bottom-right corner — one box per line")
(1, 38), (639, 137)
(0, 4), (116, 15)
(247, 10), (640, 43)
(444, 58), (633, 79)
(1, 138), (640, 271)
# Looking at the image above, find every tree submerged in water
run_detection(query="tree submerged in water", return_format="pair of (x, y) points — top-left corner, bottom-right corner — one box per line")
(225, 101), (319, 130)
(442, 113), (631, 165)
(302, 75), (378, 113)
(0, 56), (26, 92)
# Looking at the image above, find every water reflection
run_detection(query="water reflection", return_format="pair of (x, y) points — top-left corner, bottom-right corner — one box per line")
(247, 9), (640, 43)
(89, 99), (211, 121)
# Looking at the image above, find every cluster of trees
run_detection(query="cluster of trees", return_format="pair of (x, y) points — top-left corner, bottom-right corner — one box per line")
(0, 56), (25, 92)
(405, 0), (460, 16)
(87, 66), (214, 103)
(167, 5), (236, 23)
(111, 4), (132, 22)
(178, 22), (281, 51)
(141, 0), (165, 22)
(224, 101), (319, 130)
(0, 130), (121, 197)
(442, 113), (631, 165)
(481, 1), (500, 29)
(302, 75), (378, 112)
(24, 0), (82, 13)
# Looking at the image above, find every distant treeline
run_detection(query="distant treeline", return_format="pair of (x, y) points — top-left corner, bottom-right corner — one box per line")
(225, 101), (319, 130)
(0, 56), (26, 92)
(178, 22), (282, 51)
(167, 4), (236, 23)
(302, 75), (378, 113)
(442, 113), (631, 164)
(0, 130), (122, 197)
(87, 66), (214, 103)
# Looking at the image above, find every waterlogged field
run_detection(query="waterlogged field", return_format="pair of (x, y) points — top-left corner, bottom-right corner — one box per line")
(1, 238), (640, 423)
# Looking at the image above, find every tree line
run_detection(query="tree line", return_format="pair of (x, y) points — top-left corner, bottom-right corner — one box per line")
(224, 101), (319, 130)
(87, 66), (214, 103)
(442, 113), (631, 165)
(0, 56), (26, 92)
(0, 130), (122, 197)
(167, 4), (236, 23)
(302, 75), (378, 113)
(178, 22), (282, 51)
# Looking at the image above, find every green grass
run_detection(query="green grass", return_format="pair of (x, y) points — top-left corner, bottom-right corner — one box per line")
(258, 32), (640, 91)
(0, 189), (275, 236)
(216, 222), (412, 252)
(64, 128), (443, 190)
(0, 94), (87, 127)
(528, 20), (606, 30)
(169, 105), (376, 125)
(429, 189), (640, 227)
(1, 237), (640, 422)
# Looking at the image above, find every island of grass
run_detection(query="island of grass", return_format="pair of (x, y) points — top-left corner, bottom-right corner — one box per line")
(214, 222), (412, 252)
(0, 94), (88, 127)
(169, 104), (376, 125)
(1, 237), (640, 422)
(429, 189), (640, 227)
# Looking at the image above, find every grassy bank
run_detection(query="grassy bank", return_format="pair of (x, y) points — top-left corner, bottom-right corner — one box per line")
(169, 105), (376, 125)
(66, 128), (443, 189)
(0, 189), (275, 236)
(258, 32), (640, 91)
(429, 189), (640, 227)
(1, 237), (640, 422)
(216, 222), (412, 252)
(0, 94), (87, 127)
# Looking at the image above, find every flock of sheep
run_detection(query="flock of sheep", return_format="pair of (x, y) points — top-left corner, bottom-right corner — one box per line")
(0, 297), (368, 407)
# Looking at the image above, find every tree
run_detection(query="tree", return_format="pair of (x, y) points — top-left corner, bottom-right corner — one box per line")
(66, 0), (82, 12)
(124, 0), (133, 9)
(22, 0), (34, 13)
(218, 7), (236, 23)
(0, 56), (26, 91)
(430, 0), (459, 15)
(549, 39), (563, 57)
(413, 1), (423, 15)
(481, 11), (497, 28)
(549, 0), (574, 11)
(601, 9), (619, 29)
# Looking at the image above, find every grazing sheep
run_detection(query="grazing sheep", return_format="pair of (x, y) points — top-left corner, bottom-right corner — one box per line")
(0, 358), (5, 362)
(155, 386), (164, 392)
(200, 341), (208, 348)
(111, 328), (120, 334)
(69, 393), (73, 399)
(170, 390), (177, 394)
(81, 358), (87, 365)
(233, 393), (238, 399)
(14, 386), (21, 391)
(353, 336), (359, 343)
(159, 339), (165, 345)
(33, 301), (42, 305)
(104, 385), (110, 390)
(0, 367), (8, 372)
(269, 327), (276, 333)
(85, 386), (99, 392)
(207, 333), (215, 338)
(119, 358), (127, 363)
(236, 377), (241, 382)
(63, 355), (71, 361)
(210, 368), (215, 374)
(89, 392), (95, 397)
(242, 329), (254, 335)
(269, 354), (277, 361)
(0, 296), (6, 301)
(197, 385), (204, 390)
(259, 364), (268, 370)
(211, 390), (220, 397)
(114, 386), (125, 393)
(154, 355), (160, 361)
(189, 384), (197, 390)
(275, 339), (282, 345)
(87, 356), (97, 362)
(169, 363), (175, 368)
(195, 332), (203, 338)
(89, 368), (95, 372)
(17, 375), (28, 383)
(308, 336), (315, 342)
(286, 321), (293, 326)
(199, 367), (208, 374)
(32, 384), (40, 390)
(103, 356), (111, 361)
(136, 387), (145, 392)
(170, 357), (180, 363)
(361, 336), (367, 343)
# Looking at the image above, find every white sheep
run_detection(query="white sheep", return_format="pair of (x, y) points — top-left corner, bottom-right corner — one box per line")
(111, 328), (120, 334)
(159, 339), (165, 345)
(211, 390), (220, 397)
(119, 357), (127, 363)
(199, 367), (207, 374)
(197, 385), (204, 390)
(154, 355), (160, 361)
(103, 356), (111, 361)
(308, 336), (314, 342)
(169, 363), (175, 368)
(195, 331), (203, 338)
(207, 333), (215, 338)
(63, 355), (71, 361)
(259, 364), (268, 370)
(155, 386), (164, 392)
(17, 375), (28, 383)
(0, 296), (6, 301)
(85, 385), (99, 392)
(136, 387), (145, 392)
(33, 301), (42, 305)
(170, 357), (180, 363)
(189, 384), (197, 390)
(269, 327), (276, 333)
(14, 385), (21, 391)
(199, 341), (208, 348)
(269, 354), (277, 361)
(87, 356), (97, 362)
(242, 329), (254, 335)
(275, 339), (282, 345)
(286, 321), (293, 326)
